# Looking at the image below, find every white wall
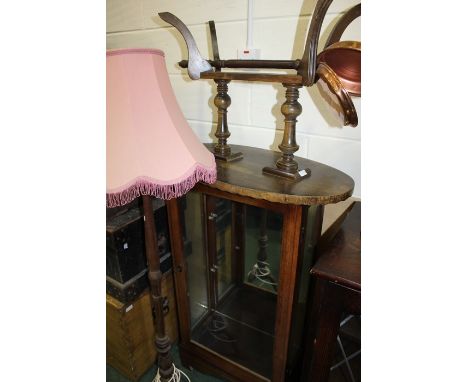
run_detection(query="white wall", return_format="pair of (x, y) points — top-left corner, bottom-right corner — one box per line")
(106, 0), (361, 196)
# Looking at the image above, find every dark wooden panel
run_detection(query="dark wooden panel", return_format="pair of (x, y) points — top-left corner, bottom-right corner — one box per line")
(301, 279), (360, 382)
(312, 202), (361, 290)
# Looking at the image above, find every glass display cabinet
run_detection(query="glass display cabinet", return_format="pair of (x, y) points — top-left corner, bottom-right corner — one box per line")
(166, 145), (354, 382)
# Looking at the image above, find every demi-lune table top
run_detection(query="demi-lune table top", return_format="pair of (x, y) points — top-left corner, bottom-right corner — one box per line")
(202, 144), (354, 206)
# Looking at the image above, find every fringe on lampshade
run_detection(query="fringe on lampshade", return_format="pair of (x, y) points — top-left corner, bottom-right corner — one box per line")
(106, 165), (217, 208)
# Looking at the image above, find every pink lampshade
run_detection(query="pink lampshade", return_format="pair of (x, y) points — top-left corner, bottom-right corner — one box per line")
(106, 48), (217, 207)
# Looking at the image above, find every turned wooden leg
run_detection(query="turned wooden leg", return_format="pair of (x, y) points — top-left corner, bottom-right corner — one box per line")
(263, 83), (311, 180)
(213, 79), (243, 162)
(142, 195), (174, 382)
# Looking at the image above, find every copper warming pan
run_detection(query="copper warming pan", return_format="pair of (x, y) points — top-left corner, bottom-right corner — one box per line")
(317, 41), (361, 97)
(315, 40), (361, 127)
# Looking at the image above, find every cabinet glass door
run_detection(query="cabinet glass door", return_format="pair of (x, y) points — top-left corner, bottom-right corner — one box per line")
(181, 192), (209, 328)
(181, 192), (284, 379)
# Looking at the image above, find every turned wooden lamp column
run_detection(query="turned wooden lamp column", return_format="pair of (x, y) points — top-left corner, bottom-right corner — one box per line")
(263, 83), (311, 180)
(213, 79), (243, 161)
(106, 48), (217, 381)
(142, 195), (173, 379)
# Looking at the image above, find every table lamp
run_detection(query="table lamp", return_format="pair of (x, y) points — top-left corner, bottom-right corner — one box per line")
(106, 48), (217, 382)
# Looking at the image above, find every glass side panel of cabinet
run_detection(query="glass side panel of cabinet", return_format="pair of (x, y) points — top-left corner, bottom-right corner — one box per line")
(181, 192), (209, 328)
(184, 196), (284, 380)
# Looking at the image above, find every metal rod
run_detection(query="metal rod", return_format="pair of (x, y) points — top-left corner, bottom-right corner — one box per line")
(208, 21), (220, 61)
(336, 335), (356, 382)
(330, 349), (361, 371)
(178, 58), (301, 70)
(340, 314), (354, 327)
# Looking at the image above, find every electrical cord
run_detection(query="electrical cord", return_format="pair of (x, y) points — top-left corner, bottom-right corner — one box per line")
(248, 261), (277, 286)
(153, 364), (191, 382)
(207, 314), (237, 343)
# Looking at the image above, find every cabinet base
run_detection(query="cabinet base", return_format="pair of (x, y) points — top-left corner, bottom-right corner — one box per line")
(179, 342), (268, 382)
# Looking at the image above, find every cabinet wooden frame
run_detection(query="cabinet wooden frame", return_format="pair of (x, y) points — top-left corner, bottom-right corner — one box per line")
(166, 186), (320, 382)
(164, 144), (354, 381)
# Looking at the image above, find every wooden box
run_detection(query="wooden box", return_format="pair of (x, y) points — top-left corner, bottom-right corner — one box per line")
(106, 199), (172, 284)
(106, 273), (179, 381)
(106, 248), (173, 304)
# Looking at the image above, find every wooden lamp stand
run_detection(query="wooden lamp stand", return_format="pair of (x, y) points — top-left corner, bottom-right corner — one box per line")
(142, 195), (174, 382)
